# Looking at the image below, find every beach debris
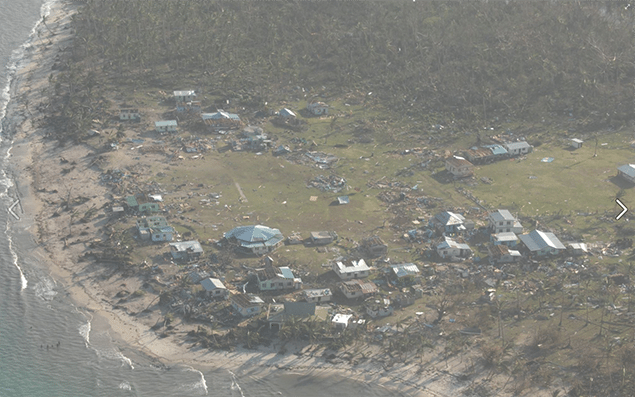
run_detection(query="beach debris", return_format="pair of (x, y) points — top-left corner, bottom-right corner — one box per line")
(307, 175), (346, 193)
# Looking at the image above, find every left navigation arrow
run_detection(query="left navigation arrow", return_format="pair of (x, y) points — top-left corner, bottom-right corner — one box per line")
(616, 199), (628, 220)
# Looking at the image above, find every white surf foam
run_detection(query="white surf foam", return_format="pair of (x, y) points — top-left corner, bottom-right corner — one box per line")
(5, 220), (27, 290)
(92, 347), (135, 370)
(34, 277), (57, 301)
(118, 381), (132, 391)
(184, 367), (209, 396)
(229, 370), (245, 397)
(79, 320), (91, 347)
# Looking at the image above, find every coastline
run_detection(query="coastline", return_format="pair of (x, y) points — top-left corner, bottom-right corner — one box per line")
(2, 2), (524, 397)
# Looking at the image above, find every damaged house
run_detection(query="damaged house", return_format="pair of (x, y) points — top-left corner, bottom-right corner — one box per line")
(201, 110), (243, 132)
(332, 258), (370, 280)
(307, 101), (329, 115)
(256, 265), (302, 291)
(436, 237), (472, 260)
(430, 211), (473, 235)
(338, 279), (378, 299)
(230, 293), (264, 317)
(155, 120), (178, 133)
(360, 236), (388, 257)
(136, 216), (176, 242)
(169, 240), (203, 261)
(126, 193), (161, 213)
(445, 156), (474, 178)
(200, 277), (229, 299)
(488, 244), (522, 265)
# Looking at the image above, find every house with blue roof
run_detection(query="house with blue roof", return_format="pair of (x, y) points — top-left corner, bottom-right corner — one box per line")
(136, 216), (176, 242)
(256, 265), (302, 291)
(224, 225), (285, 255)
(484, 144), (508, 157)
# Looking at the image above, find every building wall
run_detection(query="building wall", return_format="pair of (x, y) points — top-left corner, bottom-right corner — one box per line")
(334, 269), (369, 280)
(306, 295), (331, 303)
(232, 303), (260, 317)
(152, 232), (174, 242)
(619, 170), (635, 184)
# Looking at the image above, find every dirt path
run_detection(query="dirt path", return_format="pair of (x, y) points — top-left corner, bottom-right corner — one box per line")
(235, 182), (248, 202)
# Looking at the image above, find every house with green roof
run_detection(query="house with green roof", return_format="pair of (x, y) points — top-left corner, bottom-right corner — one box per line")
(125, 194), (161, 213)
(136, 216), (176, 242)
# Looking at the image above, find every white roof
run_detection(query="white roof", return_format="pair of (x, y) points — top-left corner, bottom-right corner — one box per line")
(493, 232), (518, 242)
(200, 277), (226, 291)
(174, 90), (196, 97)
(518, 230), (566, 251)
(489, 209), (516, 223)
(155, 120), (177, 127)
(571, 138), (584, 143)
(569, 242), (588, 252)
(437, 236), (471, 251)
(335, 259), (370, 274)
(504, 141), (532, 150)
(304, 289), (332, 298)
(390, 263), (420, 278)
(332, 313), (352, 325)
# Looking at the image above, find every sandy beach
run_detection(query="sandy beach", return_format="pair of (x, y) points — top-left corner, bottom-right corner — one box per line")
(2, 2), (561, 397)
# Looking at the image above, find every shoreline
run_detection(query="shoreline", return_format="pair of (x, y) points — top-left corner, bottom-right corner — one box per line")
(1, 2), (534, 397)
(6, 2), (449, 396)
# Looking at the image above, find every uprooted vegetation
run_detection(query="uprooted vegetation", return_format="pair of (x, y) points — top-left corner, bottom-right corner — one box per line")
(46, 1), (635, 143)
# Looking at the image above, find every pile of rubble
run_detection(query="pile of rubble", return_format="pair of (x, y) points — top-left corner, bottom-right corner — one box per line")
(307, 175), (347, 193)
(100, 169), (128, 185)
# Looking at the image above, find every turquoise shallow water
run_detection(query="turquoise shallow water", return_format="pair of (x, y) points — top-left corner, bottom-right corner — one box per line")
(0, 2), (415, 396)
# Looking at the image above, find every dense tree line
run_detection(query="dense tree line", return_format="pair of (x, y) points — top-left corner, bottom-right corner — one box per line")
(53, 1), (635, 140)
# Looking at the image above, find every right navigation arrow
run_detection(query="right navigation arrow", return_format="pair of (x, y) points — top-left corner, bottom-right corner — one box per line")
(616, 199), (628, 220)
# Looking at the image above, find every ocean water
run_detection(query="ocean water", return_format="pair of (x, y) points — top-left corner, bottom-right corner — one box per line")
(0, 2), (415, 397)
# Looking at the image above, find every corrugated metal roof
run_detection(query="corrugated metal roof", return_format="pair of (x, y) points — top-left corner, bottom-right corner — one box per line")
(435, 211), (465, 226)
(335, 259), (370, 274)
(279, 266), (295, 279)
(489, 209), (516, 223)
(169, 240), (203, 253)
(390, 263), (420, 278)
(174, 90), (196, 97)
(202, 110), (240, 120)
(225, 225), (283, 243)
(155, 120), (177, 127)
(279, 108), (296, 117)
(504, 141), (531, 150)
(519, 230), (565, 251)
(304, 289), (332, 298)
(618, 164), (635, 178)
(486, 145), (508, 155)
(493, 232), (518, 242)
(200, 277), (226, 291)
(437, 237), (471, 251)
